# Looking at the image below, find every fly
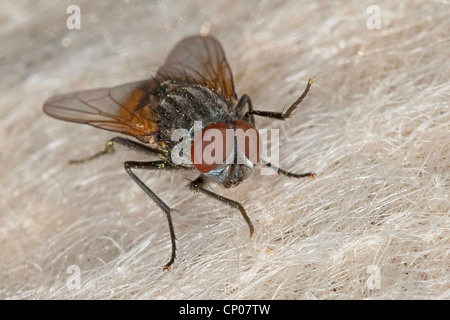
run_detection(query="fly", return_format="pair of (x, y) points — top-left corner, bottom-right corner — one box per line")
(43, 35), (315, 270)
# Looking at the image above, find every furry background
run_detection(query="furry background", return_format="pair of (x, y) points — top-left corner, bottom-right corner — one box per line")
(0, 0), (448, 299)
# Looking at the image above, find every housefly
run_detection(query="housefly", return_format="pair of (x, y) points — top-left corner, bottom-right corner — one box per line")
(43, 35), (315, 270)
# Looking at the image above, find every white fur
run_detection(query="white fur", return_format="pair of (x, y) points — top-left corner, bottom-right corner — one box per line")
(0, 0), (448, 299)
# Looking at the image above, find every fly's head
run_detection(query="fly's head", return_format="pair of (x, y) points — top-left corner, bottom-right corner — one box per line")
(191, 120), (261, 188)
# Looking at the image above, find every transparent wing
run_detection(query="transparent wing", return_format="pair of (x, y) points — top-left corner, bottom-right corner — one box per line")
(157, 35), (237, 102)
(43, 80), (159, 143)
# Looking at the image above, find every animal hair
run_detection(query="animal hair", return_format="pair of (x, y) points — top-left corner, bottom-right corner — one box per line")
(0, 0), (448, 299)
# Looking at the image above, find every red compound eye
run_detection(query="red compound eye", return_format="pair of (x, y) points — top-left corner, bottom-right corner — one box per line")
(234, 120), (261, 165)
(191, 122), (234, 173)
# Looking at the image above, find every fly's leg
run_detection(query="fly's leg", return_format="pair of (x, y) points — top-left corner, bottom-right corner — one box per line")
(243, 78), (316, 179)
(243, 77), (314, 120)
(262, 161), (316, 179)
(69, 136), (162, 164)
(188, 176), (255, 238)
(236, 94), (255, 126)
(124, 160), (183, 271)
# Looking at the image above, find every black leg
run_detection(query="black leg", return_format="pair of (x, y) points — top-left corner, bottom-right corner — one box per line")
(235, 94), (255, 126)
(243, 77), (314, 120)
(188, 176), (255, 238)
(124, 160), (182, 271)
(263, 161), (316, 179)
(69, 136), (163, 164)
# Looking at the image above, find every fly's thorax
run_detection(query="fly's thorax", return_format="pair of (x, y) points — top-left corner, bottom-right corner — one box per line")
(156, 80), (235, 148)
(157, 81), (234, 126)
(157, 80), (261, 184)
